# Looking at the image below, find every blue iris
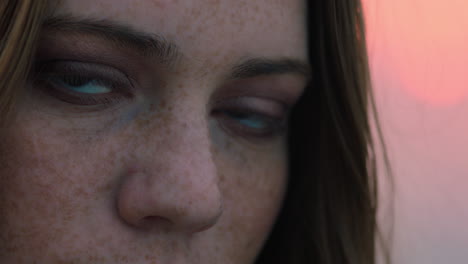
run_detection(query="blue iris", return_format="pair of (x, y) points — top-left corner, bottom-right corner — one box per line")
(55, 76), (111, 94)
(227, 112), (268, 129)
(237, 116), (266, 129)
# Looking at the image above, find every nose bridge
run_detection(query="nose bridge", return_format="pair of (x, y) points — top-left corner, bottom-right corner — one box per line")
(117, 103), (223, 234)
(156, 105), (217, 187)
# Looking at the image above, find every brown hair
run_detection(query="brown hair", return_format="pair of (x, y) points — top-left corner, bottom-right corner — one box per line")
(0, 1), (389, 263)
(0, 0), (47, 126)
(256, 0), (390, 263)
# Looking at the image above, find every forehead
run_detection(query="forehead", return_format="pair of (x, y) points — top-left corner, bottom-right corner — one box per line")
(54, 0), (307, 66)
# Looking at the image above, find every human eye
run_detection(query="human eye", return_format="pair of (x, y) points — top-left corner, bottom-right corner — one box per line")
(212, 96), (289, 140)
(33, 60), (134, 109)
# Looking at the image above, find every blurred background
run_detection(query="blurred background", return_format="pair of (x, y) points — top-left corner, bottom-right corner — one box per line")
(363, 0), (468, 263)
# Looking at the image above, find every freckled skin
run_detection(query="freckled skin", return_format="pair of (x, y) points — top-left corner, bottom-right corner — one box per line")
(0, 0), (307, 263)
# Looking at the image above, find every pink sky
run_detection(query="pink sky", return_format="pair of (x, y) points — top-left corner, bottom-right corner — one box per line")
(363, 0), (468, 263)
(365, 0), (468, 106)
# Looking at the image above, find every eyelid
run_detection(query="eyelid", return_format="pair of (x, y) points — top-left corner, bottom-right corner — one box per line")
(214, 74), (307, 108)
(36, 60), (135, 93)
(211, 95), (290, 141)
(33, 60), (135, 109)
(215, 96), (288, 119)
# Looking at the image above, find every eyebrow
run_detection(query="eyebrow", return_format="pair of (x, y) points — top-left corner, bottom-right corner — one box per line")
(43, 16), (180, 64)
(43, 16), (311, 79)
(230, 58), (311, 79)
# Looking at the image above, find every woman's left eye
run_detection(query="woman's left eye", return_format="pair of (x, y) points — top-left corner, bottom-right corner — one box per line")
(53, 75), (112, 95)
(34, 61), (134, 107)
(213, 97), (289, 140)
(225, 111), (277, 130)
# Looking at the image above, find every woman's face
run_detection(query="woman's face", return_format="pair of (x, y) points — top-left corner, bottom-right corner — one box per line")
(0, 0), (307, 263)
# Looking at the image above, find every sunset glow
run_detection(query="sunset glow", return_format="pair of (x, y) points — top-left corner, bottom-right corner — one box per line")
(364, 0), (468, 106)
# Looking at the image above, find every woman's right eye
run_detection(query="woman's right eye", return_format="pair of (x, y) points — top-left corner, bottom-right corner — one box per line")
(51, 75), (112, 95)
(212, 96), (290, 141)
(34, 60), (134, 107)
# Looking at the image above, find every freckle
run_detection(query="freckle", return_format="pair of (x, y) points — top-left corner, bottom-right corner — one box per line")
(96, 181), (113, 193)
(176, 23), (186, 35)
(149, 0), (167, 9)
(149, 102), (158, 111)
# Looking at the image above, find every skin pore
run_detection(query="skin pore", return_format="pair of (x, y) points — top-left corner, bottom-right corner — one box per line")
(0, 0), (308, 263)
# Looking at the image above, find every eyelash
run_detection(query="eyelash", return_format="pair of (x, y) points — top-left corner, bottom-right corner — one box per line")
(34, 60), (134, 109)
(33, 61), (289, 140)
(212, 99), (288, 139)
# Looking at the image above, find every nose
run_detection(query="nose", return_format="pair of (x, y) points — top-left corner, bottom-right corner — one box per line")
(116, 113), (223, 234)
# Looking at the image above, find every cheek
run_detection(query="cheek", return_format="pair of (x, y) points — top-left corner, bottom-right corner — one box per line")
(0, 105), (288, 262)
(0, 116), (120, 255)
(210, 142), (288, 260)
